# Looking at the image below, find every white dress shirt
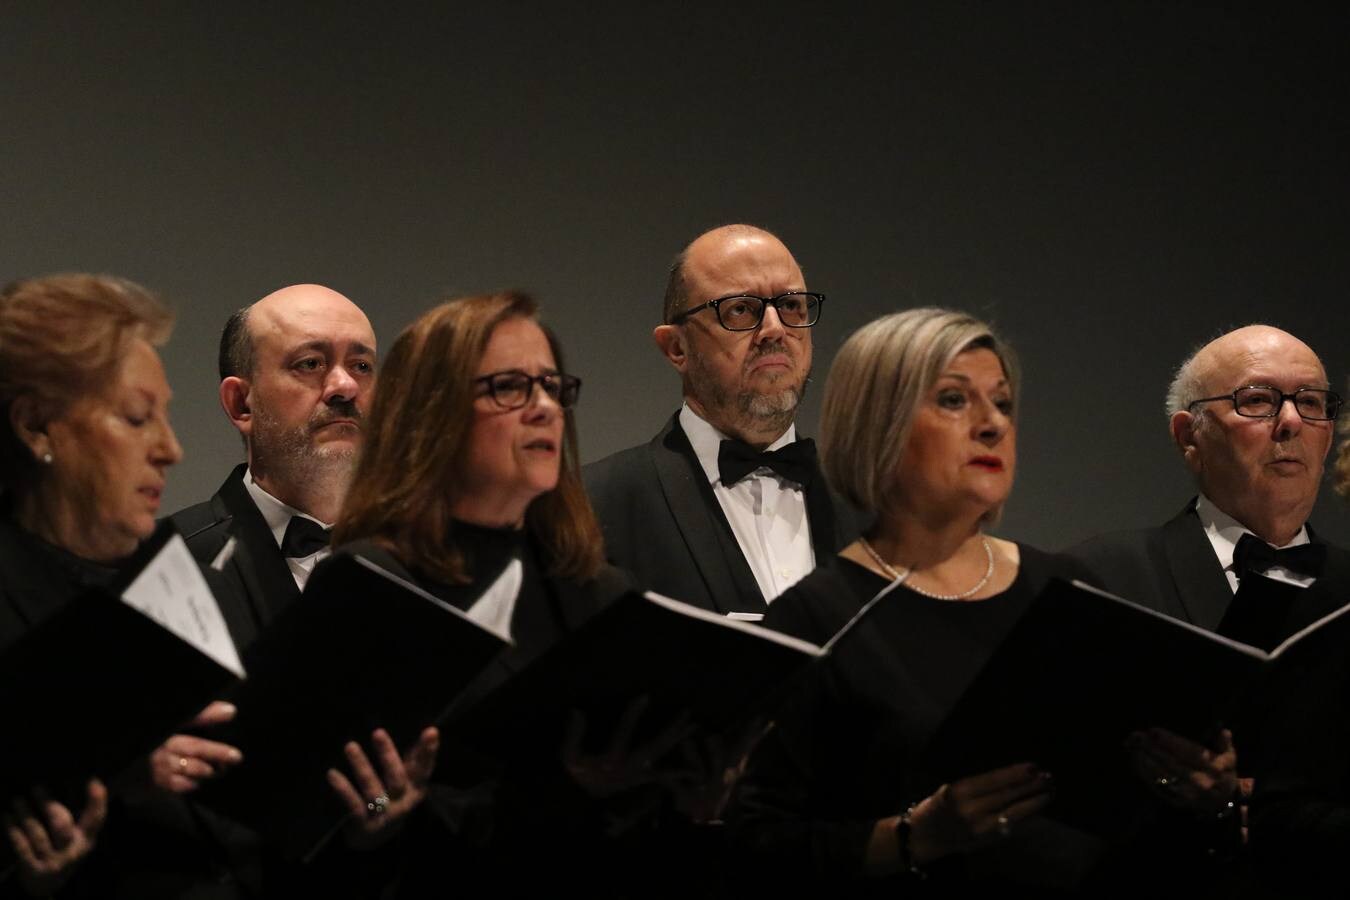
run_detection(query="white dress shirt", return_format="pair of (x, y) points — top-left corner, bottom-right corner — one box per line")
(243, 468), (332, 591)
(679, 404), (815, 603)
(1195, 493), (1315, 593)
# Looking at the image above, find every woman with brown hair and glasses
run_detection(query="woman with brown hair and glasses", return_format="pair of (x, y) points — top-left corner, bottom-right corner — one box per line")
(329, 291), (713, 896)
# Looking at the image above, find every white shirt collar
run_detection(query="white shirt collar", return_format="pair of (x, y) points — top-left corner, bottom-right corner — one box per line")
(678, 403), (798, 486)
(243, 467), (332, 550)
(1194, 493), (1309, 574)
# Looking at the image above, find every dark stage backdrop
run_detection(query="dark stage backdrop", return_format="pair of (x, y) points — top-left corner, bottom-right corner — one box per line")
(2, 3), (1347, 549)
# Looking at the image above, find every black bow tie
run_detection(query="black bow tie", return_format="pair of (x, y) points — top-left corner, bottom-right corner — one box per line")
(717, 438), (816, 487)
(281, 516), (331, 559)
(1232, 532), (1326, 579)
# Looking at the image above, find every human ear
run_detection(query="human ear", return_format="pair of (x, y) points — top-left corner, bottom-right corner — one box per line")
(219, 377), (253, 436)
(1170, 410), (1203, 474)
(653, 324), (688, 374)
(8, 395), (51, 463)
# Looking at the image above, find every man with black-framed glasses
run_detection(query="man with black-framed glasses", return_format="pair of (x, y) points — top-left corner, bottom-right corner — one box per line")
(585, 224), (859, 617)
(1069, 324), (1350, 892)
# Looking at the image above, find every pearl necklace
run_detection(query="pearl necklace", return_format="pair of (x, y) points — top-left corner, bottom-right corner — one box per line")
(859, 535), (996, 600)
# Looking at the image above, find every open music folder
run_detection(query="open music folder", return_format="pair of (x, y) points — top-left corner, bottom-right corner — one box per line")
(193, 552), (514, 861)
(0, 522), (243, 805)
(922, 577), (1350, 836)
(446, 589), (826, 767)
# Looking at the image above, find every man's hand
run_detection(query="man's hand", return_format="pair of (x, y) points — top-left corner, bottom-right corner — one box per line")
(667, 718), (774, 824)
(1126, 726), (1238, 815)
(3, 780), (107, 896)
(560, 697), (692, 801)
(148, 701), (243, 793)
(329, 726), (439, 851)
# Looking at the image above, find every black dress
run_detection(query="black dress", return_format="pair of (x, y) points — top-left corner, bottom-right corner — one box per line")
(728, 545), (1107, 896)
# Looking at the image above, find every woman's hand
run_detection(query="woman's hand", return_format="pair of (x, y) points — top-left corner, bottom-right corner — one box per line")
(871, 762), (1053, 872)
(3, 780), (107, 896)
(148, 701), (243, 793)
(329, 726), (439, 851)
(1126, 727), (1238, 816)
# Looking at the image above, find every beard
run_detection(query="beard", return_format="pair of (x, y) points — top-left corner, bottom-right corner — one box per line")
(687, 340), (807, 435)
(250, 399), (362, 491)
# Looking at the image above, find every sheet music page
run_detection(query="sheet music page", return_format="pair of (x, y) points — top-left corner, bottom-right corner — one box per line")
(465, 557), (521, 642)
(121, 534), (246, 677)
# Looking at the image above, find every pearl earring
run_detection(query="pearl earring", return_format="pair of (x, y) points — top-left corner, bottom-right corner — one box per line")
(41, 452), (52, 465)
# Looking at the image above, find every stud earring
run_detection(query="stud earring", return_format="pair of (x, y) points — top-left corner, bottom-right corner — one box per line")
(40, 452), (52, 465)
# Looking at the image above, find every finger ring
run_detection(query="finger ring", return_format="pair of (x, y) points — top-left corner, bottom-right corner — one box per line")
(366, 793), (390, 816)
(179, 756), (189, 770)
(996, 814), (1012, 837)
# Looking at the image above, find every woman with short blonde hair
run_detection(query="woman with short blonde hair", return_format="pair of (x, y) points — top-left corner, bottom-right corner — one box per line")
(732, 308), (1129, 892)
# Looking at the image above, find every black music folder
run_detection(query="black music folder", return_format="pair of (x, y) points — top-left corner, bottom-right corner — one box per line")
(193, 553), (513, 860)
(922, 577), (1350, 836)
(448, 590), (826, 767)
(0, 523), (243, 805)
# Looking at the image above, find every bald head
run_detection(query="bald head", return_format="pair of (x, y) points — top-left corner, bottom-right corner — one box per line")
(662, 225), (802, 324)
(1167, 324), (1334, 544)
(216, 284), (376, 520)
(221, 284), (373, 381)
(1171, 325), (1327, 414)
(653, 224), (813, 446)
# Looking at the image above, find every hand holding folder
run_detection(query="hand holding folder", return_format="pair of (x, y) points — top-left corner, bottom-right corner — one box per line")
(147, 700), (243, 793)
(3, 780), (108, 898)
(922, 577), (1350, 836)
(327, 725), (440, 851)
(0, 524), (243, 808)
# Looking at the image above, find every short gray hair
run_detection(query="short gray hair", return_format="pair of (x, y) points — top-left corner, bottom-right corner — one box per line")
(1164, 345), (1208, 419)
(820, 307), (1019, 518)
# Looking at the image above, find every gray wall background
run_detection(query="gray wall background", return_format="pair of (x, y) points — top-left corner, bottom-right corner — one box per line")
(3, 3), (1347, 549)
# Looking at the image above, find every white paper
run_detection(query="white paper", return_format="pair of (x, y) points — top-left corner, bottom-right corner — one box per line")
(121, 534), (246, 677)
(466, 558), (521, 641)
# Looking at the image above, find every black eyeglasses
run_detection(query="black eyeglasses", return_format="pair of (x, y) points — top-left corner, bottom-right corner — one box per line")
(1188, 386), (1343, 422)
(669, 291), (825, 331)
(474, 370), (582, 410)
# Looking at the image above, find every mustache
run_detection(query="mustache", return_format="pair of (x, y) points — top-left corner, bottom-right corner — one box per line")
(747, 340), (789, 363)
(310, 399), (362, 429)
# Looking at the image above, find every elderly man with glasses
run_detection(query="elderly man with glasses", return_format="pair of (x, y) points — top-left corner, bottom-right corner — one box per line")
(585, 223), (859, 616)
(1069, 324), (1349, 891)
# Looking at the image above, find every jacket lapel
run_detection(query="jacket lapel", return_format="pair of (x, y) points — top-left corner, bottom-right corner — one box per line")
(216, 466), (300, 626)
(1161, 500), (1238, 632)
(650, 415), (764, 613)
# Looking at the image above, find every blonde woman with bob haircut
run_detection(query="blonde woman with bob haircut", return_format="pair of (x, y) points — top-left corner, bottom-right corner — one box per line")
(731, 307), (1105, 893)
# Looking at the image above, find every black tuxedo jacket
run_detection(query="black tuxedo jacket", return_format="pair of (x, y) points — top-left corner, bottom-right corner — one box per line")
(169, 463), (300, 652)
(583, 412), (862, 615)
(159, 465), (383, 899)
(1065, 503), (1350, 894)
(1067, 500), (1350, 636)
